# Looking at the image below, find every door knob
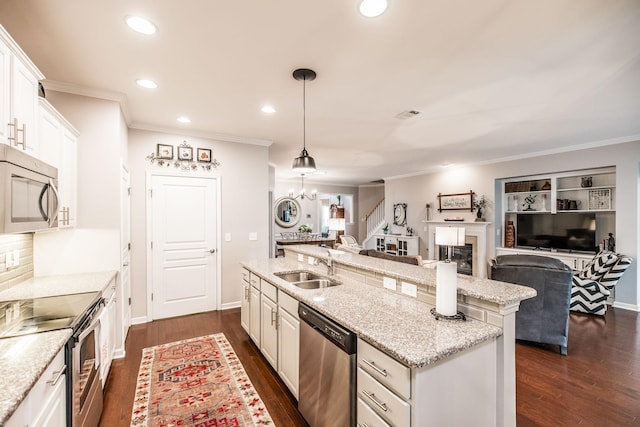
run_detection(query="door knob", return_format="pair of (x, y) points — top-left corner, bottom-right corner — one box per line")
(209, 249), (216, 254)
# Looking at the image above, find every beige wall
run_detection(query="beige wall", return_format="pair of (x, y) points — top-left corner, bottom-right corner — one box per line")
(358, 184), (385, 242)
(128, 129), (269, 318)
(384, 140), (639, 310)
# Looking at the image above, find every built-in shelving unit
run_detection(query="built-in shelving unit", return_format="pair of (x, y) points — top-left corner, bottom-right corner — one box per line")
(497, 167), (616, 268)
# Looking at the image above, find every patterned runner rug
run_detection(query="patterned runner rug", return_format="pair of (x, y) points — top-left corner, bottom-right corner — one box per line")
(130, 333), (273, 426)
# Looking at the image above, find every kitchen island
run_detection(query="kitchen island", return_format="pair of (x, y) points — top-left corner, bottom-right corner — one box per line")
(242, 245), (536, 426)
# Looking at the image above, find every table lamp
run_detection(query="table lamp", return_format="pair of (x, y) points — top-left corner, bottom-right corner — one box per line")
(434, 227), (465, 317)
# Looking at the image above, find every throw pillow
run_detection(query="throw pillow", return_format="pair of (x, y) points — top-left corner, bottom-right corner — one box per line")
(578, 251), (618, 280)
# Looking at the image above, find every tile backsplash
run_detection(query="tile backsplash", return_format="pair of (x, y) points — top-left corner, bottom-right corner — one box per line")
(0, 234), (34, 292)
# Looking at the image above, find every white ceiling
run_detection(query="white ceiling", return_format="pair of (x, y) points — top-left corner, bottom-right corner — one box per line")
(1, 0), (639, 185)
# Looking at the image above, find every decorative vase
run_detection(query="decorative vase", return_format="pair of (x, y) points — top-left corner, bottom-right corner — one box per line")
(475, 208), (484, 222)
(505, 221), (515, 248)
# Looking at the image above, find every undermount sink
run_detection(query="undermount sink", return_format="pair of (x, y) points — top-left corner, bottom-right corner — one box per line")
(274, 271), (340, 289)
(275, 271), (325, 282)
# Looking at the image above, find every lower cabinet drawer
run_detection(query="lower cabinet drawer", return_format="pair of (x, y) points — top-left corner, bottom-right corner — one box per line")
(357, 368), (410, 427)
(358, 338), (411, 399)
(357, 397), (391, 427)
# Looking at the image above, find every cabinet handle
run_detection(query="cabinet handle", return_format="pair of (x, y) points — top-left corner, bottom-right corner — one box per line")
(362, 390), (388, 412)
(18, 123), (26, 149)
(362, 359), (388, 377)
(47, 365), (66, 386)
(573, 260), (577, 269)
(270, 308), (276, 326)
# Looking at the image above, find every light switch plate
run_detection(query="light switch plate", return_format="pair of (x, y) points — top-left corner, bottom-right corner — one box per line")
(383, 277), (397, 290)
(225, 233), (231, 242)
(298, 254), (304, 262)
(307, 256), (315, 265)
(249, 232), (257, 241)
(401, 282), (417, 298)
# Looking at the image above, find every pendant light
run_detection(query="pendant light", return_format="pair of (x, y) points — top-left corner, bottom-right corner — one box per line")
(292, 68), (317, 173)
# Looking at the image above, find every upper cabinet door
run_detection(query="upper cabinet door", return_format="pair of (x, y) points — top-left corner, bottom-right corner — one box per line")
(0, 36), (11, 145)
(11, 57), (40, 156)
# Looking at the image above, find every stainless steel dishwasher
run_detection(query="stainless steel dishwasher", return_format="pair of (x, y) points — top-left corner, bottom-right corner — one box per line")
(298, 302), (357, 427)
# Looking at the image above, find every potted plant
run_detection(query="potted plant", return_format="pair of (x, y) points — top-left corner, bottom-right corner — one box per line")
(382, 223), (389, 234)
(298, 224), (312, 234)
(473, 195), (488, 222)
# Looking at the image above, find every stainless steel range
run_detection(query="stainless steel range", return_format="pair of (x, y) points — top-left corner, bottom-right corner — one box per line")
(0, 291), (104, 427)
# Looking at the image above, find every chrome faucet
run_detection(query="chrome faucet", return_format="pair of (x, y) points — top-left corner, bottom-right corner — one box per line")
(314, 252), (335, 276)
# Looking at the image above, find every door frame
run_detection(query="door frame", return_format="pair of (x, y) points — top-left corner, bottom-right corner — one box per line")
(145, 170), (222, 321)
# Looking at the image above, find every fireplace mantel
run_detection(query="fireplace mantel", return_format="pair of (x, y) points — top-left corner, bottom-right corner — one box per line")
(426, 221), (491, 279)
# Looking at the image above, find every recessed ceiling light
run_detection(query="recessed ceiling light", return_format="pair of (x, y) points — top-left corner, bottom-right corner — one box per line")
(261, 105), (276, 113)
(177, 117), (191, 124)
(136, 79), (157, 89)
(125, 16), (157, 35)
(359, 0), (388, 17)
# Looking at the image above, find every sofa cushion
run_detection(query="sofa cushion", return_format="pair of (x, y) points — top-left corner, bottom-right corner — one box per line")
(358, 249), (421, 266)
(494, 254), (568, 271)
(600, 255), (633, 289)
(578, 251), (618, 280)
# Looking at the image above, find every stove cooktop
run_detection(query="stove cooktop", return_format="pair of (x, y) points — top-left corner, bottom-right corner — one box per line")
(0, 292), (101, 339)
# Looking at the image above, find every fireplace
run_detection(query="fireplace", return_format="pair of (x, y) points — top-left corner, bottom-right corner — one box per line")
(427, 222), (490, 278)
(438, 241), (474, 276)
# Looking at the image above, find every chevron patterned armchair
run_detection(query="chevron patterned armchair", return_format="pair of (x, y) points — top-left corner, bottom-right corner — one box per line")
(570, 251), (633, 315)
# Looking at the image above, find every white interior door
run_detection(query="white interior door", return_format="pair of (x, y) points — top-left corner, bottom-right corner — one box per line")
(150, 174), (218, 319)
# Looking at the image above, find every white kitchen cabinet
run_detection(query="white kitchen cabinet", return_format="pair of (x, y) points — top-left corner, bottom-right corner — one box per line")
(249, 280), (261, 346)
(358, 337), (497, 426)
(240, 275), (250, 333)
(6, 346), (66, 427)
(277, 291), (299, 399)
(0, 25), (44, 154)
(37, 97), (79, 228)
(260, 281), (278, 369)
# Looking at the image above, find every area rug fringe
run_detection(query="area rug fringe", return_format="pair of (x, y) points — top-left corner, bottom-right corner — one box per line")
(130, 333), (273, 426)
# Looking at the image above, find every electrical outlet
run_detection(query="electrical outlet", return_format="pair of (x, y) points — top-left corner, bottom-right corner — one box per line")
(307, 256), (315, 265)
(401, 282), (417, 298)
(12, 249), (19, 266)
(298, 254), (304, 262)
(383, 277), (397, 290)
(5, 251), (13, 268)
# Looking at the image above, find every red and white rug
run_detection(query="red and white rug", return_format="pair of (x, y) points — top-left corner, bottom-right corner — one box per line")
(130, 333), (273, 426)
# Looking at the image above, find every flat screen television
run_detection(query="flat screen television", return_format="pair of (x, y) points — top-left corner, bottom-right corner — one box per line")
(516, 213), (596, 253)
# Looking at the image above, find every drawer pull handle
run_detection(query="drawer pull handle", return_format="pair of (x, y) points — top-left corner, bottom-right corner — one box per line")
(362, 390), (388, 412)
(362, 359), (388, 377)
(47, 365), (66, 386)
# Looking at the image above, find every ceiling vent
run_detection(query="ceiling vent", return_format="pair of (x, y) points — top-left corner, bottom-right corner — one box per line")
(395, 110), (421, 120)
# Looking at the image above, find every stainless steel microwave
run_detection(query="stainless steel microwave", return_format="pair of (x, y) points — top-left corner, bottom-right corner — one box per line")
(0, 144), (59, 233)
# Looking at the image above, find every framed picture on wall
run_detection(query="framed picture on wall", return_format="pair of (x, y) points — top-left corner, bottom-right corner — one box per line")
(157, 144), (174, 159)
(197, 148), (212, 163)
(437, 191), (475, 212)
(178, 145), (193, 161)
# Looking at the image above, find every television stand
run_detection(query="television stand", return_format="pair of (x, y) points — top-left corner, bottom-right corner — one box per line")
(495, 246), (593, 272)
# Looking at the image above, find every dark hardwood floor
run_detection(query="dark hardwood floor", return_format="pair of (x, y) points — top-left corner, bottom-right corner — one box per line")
(99, 307), (640, 427)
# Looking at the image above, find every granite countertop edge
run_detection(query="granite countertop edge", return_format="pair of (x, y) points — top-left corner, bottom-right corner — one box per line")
(0, 270), (118, 425)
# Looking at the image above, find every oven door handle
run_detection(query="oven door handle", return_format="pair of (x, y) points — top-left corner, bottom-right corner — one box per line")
(74, 301), (104, 343)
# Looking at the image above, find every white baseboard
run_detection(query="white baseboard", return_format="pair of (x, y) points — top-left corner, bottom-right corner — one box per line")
(131, 315), (149, 325)
(612, 301), (640, 312)
(221, 301), (241, 310)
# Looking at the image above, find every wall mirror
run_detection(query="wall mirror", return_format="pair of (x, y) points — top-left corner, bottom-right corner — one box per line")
(274, 197), (301, 228)
(393, 203), (407, 226)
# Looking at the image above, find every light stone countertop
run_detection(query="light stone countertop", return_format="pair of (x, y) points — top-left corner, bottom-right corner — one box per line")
(286, 245), (537, 305)
(242, 255), (513, 368)
(0, 271), (117, 425)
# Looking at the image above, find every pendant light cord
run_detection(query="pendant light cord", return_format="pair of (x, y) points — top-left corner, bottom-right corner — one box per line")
(303, 76), (306, 151)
